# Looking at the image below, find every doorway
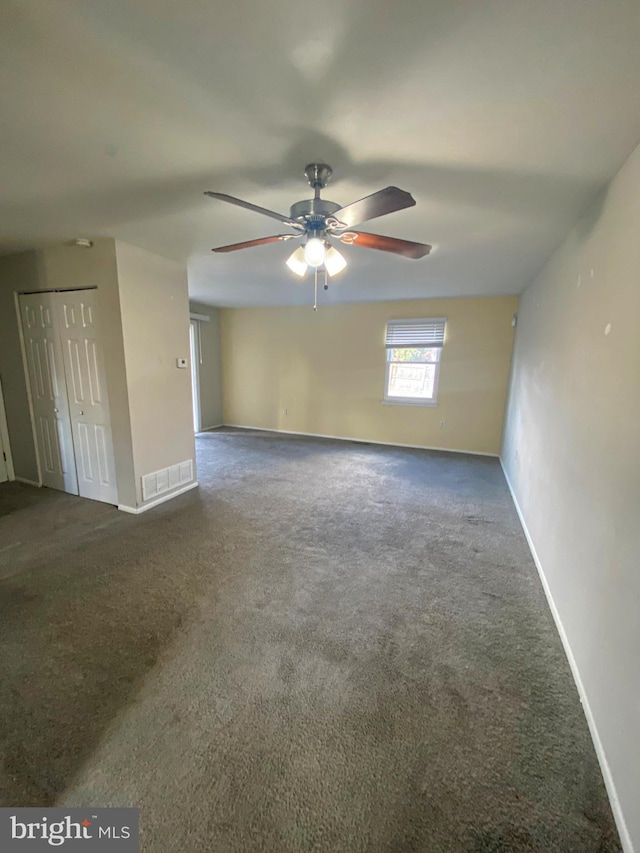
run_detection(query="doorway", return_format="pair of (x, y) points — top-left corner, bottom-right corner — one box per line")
(19, 289), (118, 504)
(189, 320), (200, 433)
(0, 435), (7, 484)
(0, 379), (13, 484)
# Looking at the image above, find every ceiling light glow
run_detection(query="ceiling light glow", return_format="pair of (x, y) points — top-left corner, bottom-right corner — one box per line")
(303, 237), (326, 268)
(286, 246), (308, 277)
(324, 246), (347, 277)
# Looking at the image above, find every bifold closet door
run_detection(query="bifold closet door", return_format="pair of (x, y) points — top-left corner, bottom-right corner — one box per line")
(56, 290), (118, 505)
(20, 289), (118, 504)
(19, 292), (79, 494)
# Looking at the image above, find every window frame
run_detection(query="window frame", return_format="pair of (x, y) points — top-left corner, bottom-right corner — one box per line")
(383, 318), (446, 407)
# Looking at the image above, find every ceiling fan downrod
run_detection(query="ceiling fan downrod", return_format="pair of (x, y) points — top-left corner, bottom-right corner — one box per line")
(289, 164), (341, 226)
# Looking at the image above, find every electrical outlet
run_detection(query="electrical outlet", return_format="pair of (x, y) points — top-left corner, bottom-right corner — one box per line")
(283, 408), (288, 415)
(439, 420), (446, 429)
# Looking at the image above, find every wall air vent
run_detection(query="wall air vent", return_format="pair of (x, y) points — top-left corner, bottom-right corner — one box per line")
(141, 459), (193, 502)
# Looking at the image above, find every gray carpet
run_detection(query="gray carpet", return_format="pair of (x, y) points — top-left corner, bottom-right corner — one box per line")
(0, 429), (621, 852)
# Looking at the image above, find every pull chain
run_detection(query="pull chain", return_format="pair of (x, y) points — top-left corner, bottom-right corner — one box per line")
(312, 267), (328, 310)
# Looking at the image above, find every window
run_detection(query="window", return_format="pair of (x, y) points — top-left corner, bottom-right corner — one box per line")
(384, 318), (446, 406)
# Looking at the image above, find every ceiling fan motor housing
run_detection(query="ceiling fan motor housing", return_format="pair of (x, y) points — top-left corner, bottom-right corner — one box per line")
(289, 198), (341, 230)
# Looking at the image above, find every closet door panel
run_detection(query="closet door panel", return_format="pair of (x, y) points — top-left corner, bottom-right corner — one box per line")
(57, 291), (118, 504)
(19, 293), (78, 494)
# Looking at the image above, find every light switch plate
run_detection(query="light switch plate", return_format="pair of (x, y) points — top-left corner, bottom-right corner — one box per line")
(176, 357), (188, 368)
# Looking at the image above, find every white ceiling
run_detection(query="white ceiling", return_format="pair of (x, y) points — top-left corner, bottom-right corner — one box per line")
(2, 0), (640, 307)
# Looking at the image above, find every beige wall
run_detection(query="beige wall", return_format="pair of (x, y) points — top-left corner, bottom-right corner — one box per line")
(221, 296), (517, 455)
(189, 302), (222, 430)
(502, 142), (640, 851)
(116, 242), (195, 507)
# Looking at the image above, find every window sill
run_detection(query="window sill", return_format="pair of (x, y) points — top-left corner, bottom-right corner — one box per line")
(382, 399), (439, 408)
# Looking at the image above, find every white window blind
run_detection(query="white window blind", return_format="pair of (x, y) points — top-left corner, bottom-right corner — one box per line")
(385, 318), (447, 348)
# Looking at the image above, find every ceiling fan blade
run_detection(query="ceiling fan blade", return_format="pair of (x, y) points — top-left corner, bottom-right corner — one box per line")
(204, 192), (304, 230)
(331, 187), (416, 228)
(340, 231), (431, 259)
(212, 234), (298, 253)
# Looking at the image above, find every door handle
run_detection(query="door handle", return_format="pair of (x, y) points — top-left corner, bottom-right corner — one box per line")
(79, 411), (84, 416)
(53, 408), (58, 413)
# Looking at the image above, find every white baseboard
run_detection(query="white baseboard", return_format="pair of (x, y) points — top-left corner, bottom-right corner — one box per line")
(222, 424), (498, 458)
(118, 481), (198, 515)
(499, 458), (633, 853)
(198, 423), (223, 432)
(14, 477), (41, 487)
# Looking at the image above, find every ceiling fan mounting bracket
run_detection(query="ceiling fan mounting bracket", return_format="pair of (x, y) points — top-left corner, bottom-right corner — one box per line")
(304, 163), (332, 190)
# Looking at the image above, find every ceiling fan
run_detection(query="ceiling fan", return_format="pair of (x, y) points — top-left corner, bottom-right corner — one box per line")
(205, 164), (431, 284)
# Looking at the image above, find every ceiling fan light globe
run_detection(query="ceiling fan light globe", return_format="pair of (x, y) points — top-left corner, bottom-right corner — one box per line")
(286, 246), (308, 277)
(324, 246), (347, 277)
(304, 237), (326, 268)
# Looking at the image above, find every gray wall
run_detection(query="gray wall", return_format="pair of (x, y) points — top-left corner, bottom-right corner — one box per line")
(116, 242), (195, 506)
(502, 141), (640, 852)
(0, 250), (42, 482)
(189, 302), (222, 430)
